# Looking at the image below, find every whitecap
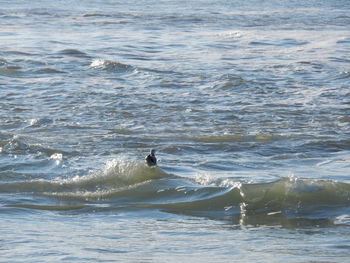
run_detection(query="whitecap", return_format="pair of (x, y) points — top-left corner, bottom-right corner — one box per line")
(27, 117), (53, 127)
(50, 153), (63, 161)
(334, 215), (350, 225)
(90, 58), (106, 68)
(90, 59), (133, 72)
(191, 173), (242, 189)
(216, 31), (242, 38)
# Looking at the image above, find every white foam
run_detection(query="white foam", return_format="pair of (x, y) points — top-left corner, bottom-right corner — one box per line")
(334, 215), (350, 225)
(216, 31), (242, 39)
(191, 173), (242, 189)
(29, 118), (39, 126)
(50, 153), (63, 160)
(90, 58), (105, 68)
(316, 159), (333, 167)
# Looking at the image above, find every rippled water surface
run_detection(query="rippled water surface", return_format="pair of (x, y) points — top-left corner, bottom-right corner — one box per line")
(1, 0), (350, 262)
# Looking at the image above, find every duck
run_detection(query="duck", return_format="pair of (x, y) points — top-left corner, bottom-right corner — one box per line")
(145, 149), (157, 167)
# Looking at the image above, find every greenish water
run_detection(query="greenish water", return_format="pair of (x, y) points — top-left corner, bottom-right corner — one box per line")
(1, 0), (350, 262)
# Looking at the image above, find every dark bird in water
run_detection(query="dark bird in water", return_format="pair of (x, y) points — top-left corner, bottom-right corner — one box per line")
(145, 149), (157, 167)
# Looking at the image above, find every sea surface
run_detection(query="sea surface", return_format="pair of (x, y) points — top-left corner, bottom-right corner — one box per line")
(1, 0), (350, 262)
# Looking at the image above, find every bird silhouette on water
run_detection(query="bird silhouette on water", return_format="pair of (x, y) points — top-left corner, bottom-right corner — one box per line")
(145, 149), (157, 167)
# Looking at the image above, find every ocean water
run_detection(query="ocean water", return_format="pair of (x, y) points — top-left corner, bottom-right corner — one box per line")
(1, 0), (350, 262)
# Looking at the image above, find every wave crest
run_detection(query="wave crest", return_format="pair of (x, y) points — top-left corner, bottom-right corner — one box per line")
(2, 160), (350, 226)
(0, 157), (166, 197)
(90, 59), (133, 72)
(79, 157), (165, 188)
(240, 177), (350, 214)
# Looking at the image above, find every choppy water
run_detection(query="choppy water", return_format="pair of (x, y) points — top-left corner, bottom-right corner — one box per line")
(1, 0), (350, 262)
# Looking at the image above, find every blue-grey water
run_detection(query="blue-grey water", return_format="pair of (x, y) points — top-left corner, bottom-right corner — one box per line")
(1, 0), (350, 262)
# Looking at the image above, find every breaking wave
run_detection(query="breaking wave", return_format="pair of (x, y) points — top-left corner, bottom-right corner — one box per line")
(1, 157), (349, 227)
(90, 59), (134, 72)
(0, 157), (166, 197)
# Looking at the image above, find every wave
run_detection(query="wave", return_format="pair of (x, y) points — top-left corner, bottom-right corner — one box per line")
(83, 13), (111, 18)
(33, 68), (66, 74)
(240, 177), (350, 211)
(7, 204), (87, 211)
(171, 134), (350, 157)
(0, 58), (7, 65)
(58, 49), (90, 58)
(1, 166), (349, 208)
(0, 134), (65, 157)
(0, 66), (66, 77)
(158, 176), (350, 211)
(179, 133), (276, 143)
(0, 157), (166, 195)
(90, 59), (134, 72)
(0, 57), (66, 77)
(299, 139), (350, 152)
(249, 39), (308, 47)
(1, 157), (349, 226)
(152, 177), (350, 228)
(0, 66), (24, 77)
(4, 50), (36, 56)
